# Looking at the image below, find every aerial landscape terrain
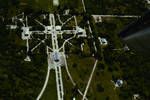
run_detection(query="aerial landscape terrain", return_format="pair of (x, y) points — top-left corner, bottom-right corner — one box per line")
(0, 0), (150, 100)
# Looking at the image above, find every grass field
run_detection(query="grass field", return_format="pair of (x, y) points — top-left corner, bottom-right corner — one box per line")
(39, 55), (121, 100)
(12, 0), (123, 99)
(20, 0), (84, 13)
(37, 38), (122, 100)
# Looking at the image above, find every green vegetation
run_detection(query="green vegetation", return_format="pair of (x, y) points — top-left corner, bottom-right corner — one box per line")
(84, 0), (148, 15)
(0, 0), (149, 100)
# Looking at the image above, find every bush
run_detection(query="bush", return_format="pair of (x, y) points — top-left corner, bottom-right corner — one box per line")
(96, 84), (104, 92)
(106, 96), (110, 100)
(97, 62), (105, 71)
(72, 63), (77, 68)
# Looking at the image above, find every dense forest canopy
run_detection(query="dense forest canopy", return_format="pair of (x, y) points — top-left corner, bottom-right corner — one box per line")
(0, 0), (149, 100)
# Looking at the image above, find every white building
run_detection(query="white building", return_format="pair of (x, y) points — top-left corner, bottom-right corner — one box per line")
(64, 9), (70, 15)
(146, 0), (150, 4)
(115, 79), (123, 88)
(92, 15), (102, 23)
(53, 0), (59, 6)
(76, 27), (87, 38)
(81, 43), (84, 51)
(6, 24), (17, 30)
(56, 26), (62, 31)
(98, 37), (108, 46)
(133, 94), (140, 100)
(111, 79), (124, 89)
(21, 27), (31, 40)
(24, 55), (31, 62)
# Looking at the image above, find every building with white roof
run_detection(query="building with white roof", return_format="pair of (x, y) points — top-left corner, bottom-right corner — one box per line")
(146, 0), (150, 4)
(98, 37), (108, 46)
(21, 27), (31, 40)
(53, 0), (59, 6)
